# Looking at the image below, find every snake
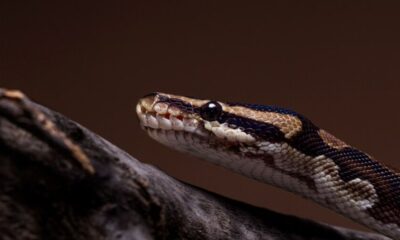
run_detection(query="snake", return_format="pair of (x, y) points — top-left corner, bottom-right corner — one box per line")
(135, 92), (400, 239)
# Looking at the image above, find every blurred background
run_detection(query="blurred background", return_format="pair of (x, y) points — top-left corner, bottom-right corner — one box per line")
(2, 1), (400, 233)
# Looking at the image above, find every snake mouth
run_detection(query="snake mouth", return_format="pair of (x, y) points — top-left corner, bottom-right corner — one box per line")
(136, 95), (207, 136)
(136, 94), (214, 151)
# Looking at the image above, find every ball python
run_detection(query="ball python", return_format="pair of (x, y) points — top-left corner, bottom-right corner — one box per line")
(136, 92), (400, 239)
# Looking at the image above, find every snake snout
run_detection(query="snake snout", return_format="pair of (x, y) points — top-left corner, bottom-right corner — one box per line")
(137, 93), (159, 113)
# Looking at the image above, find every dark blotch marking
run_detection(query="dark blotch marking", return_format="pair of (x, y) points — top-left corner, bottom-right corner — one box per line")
(256, 153), (317, 191)
(157, 95), (198, 114)
(217, 112), (286, 142)
(289, 118), (400, 226)
(228, 146), (318, 191)
(227, 102), (301, 117)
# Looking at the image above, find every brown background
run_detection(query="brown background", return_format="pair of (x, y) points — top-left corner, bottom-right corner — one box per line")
(2, 1), (400, 233)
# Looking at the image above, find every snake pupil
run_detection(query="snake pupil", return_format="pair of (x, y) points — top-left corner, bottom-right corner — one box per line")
(200, 101), (222, 121)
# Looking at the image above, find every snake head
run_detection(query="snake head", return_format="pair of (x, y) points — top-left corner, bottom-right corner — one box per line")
(136, 92), (304, 159)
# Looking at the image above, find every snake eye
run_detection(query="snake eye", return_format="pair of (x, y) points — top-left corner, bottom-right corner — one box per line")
(200, 101), (223, 121)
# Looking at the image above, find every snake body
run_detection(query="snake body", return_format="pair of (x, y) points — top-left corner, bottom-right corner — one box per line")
(136, 92), (400, 239)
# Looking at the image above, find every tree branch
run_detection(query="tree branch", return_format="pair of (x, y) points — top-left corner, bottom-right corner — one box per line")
(0, 88), (389, 240)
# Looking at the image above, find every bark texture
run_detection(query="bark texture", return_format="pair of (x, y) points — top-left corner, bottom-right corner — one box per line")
(0, 88), (390, 240)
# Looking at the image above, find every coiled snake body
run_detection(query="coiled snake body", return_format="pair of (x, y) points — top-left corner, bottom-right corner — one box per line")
(136, 92), (400, 239)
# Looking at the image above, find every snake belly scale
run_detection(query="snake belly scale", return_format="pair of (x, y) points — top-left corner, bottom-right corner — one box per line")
(136, 92), (400, 239)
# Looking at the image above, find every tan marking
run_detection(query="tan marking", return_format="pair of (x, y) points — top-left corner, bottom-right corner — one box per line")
(139, 95), (157, 111)
(167, 106), (182, 116)
(222, 105), (303, 139)
(4, 90), (26, 99)
(36, 112), (95, 174)
(318, 129), (348, 149)
(0, 88), (94, 174)
(159, 93), (209, 107)
(153, 102), (168, 114)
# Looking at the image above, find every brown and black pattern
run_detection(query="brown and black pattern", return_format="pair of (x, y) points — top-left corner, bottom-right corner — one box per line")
(138, 92), (400, 239)
(287, 116), (400, 227)
(153, 93), (400, 225)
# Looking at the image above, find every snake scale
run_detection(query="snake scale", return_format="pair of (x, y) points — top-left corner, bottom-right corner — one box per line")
(136, 92), (400, 239)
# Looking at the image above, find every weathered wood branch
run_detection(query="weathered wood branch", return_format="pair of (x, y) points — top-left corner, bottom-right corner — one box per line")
(0, 88), (389, 240)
